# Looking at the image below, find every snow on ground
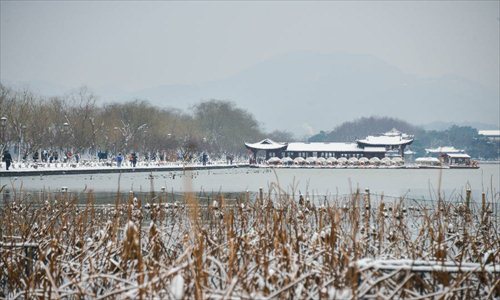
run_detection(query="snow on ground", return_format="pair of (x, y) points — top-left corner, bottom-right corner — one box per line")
(1, 188), (498, 299)
(0, 160), (246, 173)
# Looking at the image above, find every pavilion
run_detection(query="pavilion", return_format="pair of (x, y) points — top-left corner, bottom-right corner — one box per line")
(245, 129), (414, 163)
(244, 138), (287, 162)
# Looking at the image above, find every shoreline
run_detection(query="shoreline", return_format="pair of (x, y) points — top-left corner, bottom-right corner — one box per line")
(0, 161), (483, 177)
(250, 164), (480, 170)
(0, 163), (247, 177)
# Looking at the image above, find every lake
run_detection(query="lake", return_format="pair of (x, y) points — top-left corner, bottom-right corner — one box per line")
(1, 164), (498, 201)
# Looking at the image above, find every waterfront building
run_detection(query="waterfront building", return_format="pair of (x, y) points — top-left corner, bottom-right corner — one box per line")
(403, 149), (416, 162)
(244, 139), (287, 162)
(478, 130), (500, 142)
(356, 128), (414, 157)
(425, 146), (464, 156)
(245, 129), (413, 162)
(442, 153), (472, 166)
(423, 146), (474, 167)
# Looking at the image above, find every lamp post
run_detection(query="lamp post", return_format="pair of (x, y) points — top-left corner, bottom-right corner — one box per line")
(63, 122), (69, 155)
(114, 127), (120, 155)
(143, 129), (148, 161)
(1, 117), (6, 152)
(166, 133), (172, 161)
(18, 124), (26, 162)
(202, 137), (207, 165)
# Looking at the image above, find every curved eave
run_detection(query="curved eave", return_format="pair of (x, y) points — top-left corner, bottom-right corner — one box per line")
(244, 143), (288, 151)
(357, 139), (413, 147)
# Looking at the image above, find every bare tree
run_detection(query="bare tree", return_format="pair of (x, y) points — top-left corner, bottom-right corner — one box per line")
(192, 100), (263, 154)
(0, 85), (275, 160)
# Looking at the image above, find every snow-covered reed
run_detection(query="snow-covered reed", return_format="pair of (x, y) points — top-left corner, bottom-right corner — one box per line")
(1, 185), (498, 299)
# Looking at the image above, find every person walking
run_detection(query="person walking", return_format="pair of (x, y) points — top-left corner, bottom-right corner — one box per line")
(131, 152), (137, 167)
(2, 150), (12, 170)
(116, 153), (123, 167)
(202, 152), (208, 166)
(33, 151), (39, 162)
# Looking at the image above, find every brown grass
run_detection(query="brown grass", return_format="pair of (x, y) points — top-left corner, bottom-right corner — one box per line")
(0, 185), (498, 299)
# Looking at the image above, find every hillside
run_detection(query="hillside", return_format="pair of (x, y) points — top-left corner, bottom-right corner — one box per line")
(308, 116), (423, 142)
(4, 52), (498, 136)
(308, 116), (498, 160)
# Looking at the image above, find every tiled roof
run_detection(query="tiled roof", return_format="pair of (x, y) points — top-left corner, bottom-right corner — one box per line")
(286, 142), (361, 152)
(244, 139), (287, 150)
(357, 135), (413, 146)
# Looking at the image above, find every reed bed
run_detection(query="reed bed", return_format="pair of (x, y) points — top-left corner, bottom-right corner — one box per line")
(0, 184), (499, 299)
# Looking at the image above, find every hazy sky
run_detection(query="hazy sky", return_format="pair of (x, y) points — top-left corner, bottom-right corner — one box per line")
(1, 1), (499, 93)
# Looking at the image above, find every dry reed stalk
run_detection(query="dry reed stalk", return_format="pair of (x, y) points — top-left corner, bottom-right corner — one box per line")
(1, 185), (498, 299)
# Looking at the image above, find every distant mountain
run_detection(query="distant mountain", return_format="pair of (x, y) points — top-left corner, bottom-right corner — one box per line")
(421, 121), (499, 131)
(3, 52), (499, 136)
(308, 116), (423, 142)
(124, 52), (499, 135)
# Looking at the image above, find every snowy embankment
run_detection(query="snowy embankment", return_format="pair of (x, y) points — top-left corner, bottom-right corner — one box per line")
(0, 160), (248, 177)
(1, 186), (498, 299)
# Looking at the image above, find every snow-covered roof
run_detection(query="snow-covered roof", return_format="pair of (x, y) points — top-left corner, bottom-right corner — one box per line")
(478, 130), (500, 137)
(245, 139), (287, 150)
(294, 157), (305, 163)
(415, 157), (440, 163)
(425, 146), (463, 154)
(286, 142), (362, 152)
(446, 153), (471, 159)
(282, 144), (386, 153)
(383, 128), (412, 139)
(384, 128), (404, 137)
(357, 130), (413, 146)
(267, 157), (282, 163)
(358, 136), (413, 146)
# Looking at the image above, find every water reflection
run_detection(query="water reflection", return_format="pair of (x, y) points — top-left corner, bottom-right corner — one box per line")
(1, 165), (498, 201)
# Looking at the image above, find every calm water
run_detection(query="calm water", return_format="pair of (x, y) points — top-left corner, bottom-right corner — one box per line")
(1, 164), (498, 201)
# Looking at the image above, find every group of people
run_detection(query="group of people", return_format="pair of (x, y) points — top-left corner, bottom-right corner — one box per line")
(2, 149), (238, 170)
(24, 150), (80, 164)
(115, 152), (138, 167)
(39, 150), (80, 164)
(2, 149), (82, 170)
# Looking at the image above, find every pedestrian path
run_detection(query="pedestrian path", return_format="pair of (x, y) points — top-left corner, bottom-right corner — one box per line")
(0, 161), (249, 177)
